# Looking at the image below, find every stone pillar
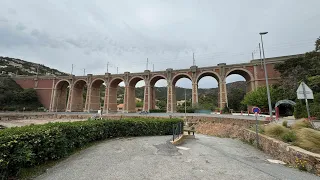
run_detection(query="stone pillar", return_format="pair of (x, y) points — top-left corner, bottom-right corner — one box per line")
(219, 78), (228, 109)
(106, 85), (118, 112)
(66, 82), (73, 112)
(49, 78), (56, 112)
(84, 87), (91, 112)
(127, 85), (136, 113)
(167, 83), (174, 113)
(192, 82), (198, 107)
(88, 86), (101, 111)
(70, 84), (85, 112)
(103, 85), (109, 113)
(143, 84), (150, 112)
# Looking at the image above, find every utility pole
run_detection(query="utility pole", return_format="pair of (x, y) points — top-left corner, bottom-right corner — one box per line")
(252, 52), (254, 60)
(117, 67), (119, 74)
(259, 32), (273, 121)
(184, 89), (187, 118)
(83, 68), (86, 76)
(193, 53), (195, 66)
(107, 62), (109, 73)
(36, 64), (39, 76)
(146, 58), (149, 70)
(153, 64), (154, 72)
(71, 64), (74, 75)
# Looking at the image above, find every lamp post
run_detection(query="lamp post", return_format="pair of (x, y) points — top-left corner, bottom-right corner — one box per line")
(259, 32), (273, 121)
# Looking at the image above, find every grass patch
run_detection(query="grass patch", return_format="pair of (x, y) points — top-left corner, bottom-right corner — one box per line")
(296, 128), (320, 153)
(291, 119), (312, 130)
(264, 124), (289, 138)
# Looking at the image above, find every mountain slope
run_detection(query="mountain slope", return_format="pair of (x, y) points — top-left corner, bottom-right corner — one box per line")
(0, 56), (68, 76)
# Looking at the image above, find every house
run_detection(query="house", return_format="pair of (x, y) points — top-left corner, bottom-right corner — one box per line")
(117, 104), (124, 111)
(177, 100), (186, 106)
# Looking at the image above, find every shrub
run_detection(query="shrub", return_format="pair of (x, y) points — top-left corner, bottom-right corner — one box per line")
(221, 105), (230, 114)
(281, 130), (297, 142)
(296, 128), (320, 153)
(291, 120), (312, 130)
(282, 120), (288, 128)
(0, 118), (182, 179)
(149, 109), (166, 113)
(264, 124), (289, 138)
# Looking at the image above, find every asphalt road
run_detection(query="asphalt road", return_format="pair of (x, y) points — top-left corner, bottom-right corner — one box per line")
(36, 135), (318, 180)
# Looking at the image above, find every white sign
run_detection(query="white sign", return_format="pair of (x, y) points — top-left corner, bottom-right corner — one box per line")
(296, 82), (314, 99)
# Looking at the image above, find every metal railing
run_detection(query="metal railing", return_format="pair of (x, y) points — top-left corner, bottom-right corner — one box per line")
(172, 122), (183, 141)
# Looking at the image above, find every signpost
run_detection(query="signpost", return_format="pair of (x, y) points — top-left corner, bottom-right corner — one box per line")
(252, 107), (261, 147)
(296, 82), (314, 120)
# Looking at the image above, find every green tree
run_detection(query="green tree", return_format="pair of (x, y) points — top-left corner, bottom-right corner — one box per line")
(242, 85), (284, 108)
(228, 88), (246, 111)
(136, 101), (143, 108)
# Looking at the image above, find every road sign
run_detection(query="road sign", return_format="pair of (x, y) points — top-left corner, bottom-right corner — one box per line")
(252, 107), (261, 114)
(296, 82), (313, 122)
(297, 82), (314, 99)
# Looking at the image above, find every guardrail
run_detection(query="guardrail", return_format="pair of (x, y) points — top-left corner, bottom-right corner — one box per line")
(172, 122), (183, 141)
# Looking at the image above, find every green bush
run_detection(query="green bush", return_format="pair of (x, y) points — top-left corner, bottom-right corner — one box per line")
(281, 130), (297, 142)
(221, 105), (230, 114)
(0, 118), (182, 179)
(149, 109), (166, 113)
(282, 120), (288, 128)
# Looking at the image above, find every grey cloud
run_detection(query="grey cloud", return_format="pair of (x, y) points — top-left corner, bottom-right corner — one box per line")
(0, 0), (319, 88)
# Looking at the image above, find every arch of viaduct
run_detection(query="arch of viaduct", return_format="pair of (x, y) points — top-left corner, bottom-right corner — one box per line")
(13, 55), (300, 113)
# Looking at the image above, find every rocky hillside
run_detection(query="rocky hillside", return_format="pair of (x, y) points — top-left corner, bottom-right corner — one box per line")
(0, 56), (68, 76)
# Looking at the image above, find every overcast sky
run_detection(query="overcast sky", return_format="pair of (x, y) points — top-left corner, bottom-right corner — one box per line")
(1, 0), (319, 88)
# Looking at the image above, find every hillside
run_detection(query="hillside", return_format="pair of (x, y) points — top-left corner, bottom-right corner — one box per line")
(0, 56), (68, 76)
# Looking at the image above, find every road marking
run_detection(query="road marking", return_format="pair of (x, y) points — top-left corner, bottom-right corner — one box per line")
(176, 146), (190, 150)
(267, 159), (286, 165)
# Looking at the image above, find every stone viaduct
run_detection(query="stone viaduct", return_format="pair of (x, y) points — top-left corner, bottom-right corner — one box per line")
(12, 55), (299, 113)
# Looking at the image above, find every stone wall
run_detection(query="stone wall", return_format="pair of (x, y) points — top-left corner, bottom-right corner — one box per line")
(241, 129), (320, 175)
(195, 121), (320, 176)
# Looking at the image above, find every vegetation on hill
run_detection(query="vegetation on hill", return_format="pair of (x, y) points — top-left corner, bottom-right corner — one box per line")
(0, 77), (43, 111)
(0, 56), (68, 76)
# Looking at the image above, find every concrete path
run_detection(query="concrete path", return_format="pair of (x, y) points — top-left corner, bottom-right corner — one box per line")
(36, 134), (318, 180)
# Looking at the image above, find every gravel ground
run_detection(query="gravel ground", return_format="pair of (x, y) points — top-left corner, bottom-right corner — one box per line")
(36, 134), (319, 180)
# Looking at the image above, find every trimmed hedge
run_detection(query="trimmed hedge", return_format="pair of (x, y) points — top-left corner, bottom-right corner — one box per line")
(0, 118), (182, 179)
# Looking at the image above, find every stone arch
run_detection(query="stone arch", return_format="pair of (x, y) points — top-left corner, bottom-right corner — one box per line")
(108, 77), (125, 112)
(170, 73), (192, 112)
(196, 71), (222, 110)
(149, 75), (167, 111)
(109, 77), (125, 88)
(70, 79), (87, 112)
(128, 76), (145, 113)
(196, 71), (221, 83)
(225, 68), (255, 92)
(89, 78), (107, 112)
(128, 76), (145, 87)
(172, 73), (192, 86)
(150, 75), (167, 86)
(53, 80), (70, 112)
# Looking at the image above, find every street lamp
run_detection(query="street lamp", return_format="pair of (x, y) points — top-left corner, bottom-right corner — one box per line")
(259, 32), (273, 121)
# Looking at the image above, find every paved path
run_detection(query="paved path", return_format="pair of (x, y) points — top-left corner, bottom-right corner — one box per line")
(36, 135), (318, 180)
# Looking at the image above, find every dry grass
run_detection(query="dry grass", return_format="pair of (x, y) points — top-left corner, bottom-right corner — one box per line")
(291, 120), (312, 130)
(264, 124), (289, 138)
(296, 128), (320, 153)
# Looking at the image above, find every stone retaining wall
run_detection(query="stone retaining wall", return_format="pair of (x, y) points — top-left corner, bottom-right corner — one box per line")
(240, 129), (320, 175)
(186, 116), (269, 128)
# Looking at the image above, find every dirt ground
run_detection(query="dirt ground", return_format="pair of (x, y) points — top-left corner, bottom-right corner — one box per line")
(0, 118), (88, 128)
